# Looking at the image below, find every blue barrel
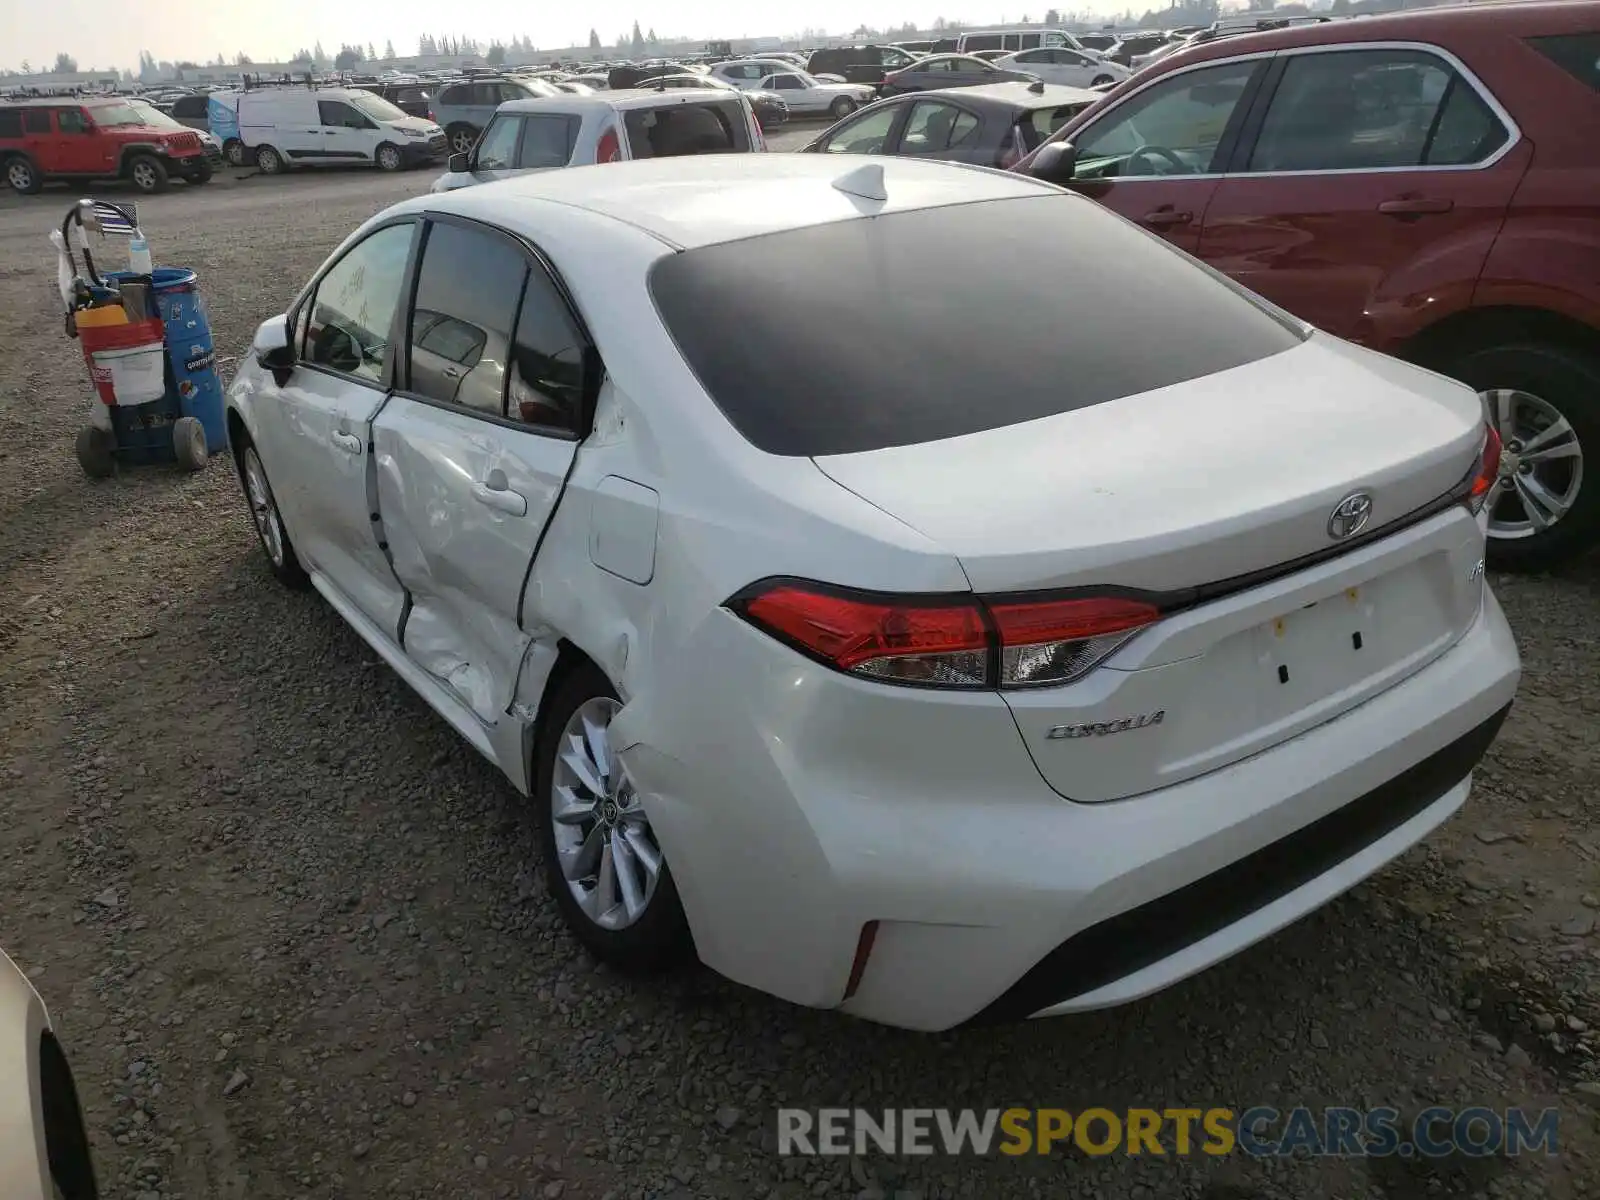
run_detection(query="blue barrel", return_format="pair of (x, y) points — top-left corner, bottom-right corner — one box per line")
(105, 268), (227, 454)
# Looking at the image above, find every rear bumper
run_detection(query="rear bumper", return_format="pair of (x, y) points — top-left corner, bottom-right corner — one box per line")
(621, 585), (1519, 1031)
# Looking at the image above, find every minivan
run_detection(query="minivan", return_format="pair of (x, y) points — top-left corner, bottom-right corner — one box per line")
(234, 87), (445, 174)
(804, 44), (925, 87)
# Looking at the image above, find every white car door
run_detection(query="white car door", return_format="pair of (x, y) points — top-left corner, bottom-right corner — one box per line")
(263, 219), (417, 635)
(370, 216), (590, 725)
(317, 99), (377, 160)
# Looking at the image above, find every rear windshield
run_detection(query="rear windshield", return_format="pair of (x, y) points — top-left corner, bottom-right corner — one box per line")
(649, 195), (1305, 457)
(624, 100), (748, 157)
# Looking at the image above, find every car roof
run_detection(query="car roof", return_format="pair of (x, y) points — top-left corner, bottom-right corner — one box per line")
(1167, 0), (1593, 60)
(498, 88), (741, 115)
(931, 81), (1104, 109)
(416, 154), (1059, 251)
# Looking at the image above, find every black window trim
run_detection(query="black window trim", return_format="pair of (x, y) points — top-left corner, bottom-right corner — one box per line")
(472, 113), (524, 171)
(1220, 41), (1521, 178)
(289, 215), (423, 392)
(390, 211), (599, 442)
(901, 96), (985, 155)
(817, 97), (912, 154)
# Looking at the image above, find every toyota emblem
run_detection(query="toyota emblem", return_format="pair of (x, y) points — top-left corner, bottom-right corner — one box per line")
(1327, 492), (1374, 541)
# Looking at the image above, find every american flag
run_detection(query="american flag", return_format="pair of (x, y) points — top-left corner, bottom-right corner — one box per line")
(91, 200), (139, 235)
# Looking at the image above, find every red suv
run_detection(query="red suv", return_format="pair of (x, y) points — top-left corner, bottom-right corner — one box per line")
(1016, 1), (1600, 570)
(1, 97), (213, 196)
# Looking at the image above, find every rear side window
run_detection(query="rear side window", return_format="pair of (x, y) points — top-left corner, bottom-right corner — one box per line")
(507, 268), (590, 433)
(438, 84), (469, 105)
(649, 195), (1305, 457)
(624, 101), (747, 158)
(1249, 49), (1509, 171)
(25, 110), (53, 134)
(0, 109), (21, 137)
(406, 222), (528, 416)
(1527, 33), (1600, 92)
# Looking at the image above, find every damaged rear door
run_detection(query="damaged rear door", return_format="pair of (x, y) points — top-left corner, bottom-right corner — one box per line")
(369, 215), (593, 723)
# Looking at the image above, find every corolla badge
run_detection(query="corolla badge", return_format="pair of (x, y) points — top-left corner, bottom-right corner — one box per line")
(1327, 491), (1374, 541)
(1047, 710), (1165, 739)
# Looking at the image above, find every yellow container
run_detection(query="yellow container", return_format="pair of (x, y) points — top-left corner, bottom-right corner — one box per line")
(75, 304), (129, 329)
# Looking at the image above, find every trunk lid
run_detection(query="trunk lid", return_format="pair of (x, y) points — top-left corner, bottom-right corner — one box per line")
(812, 336), (1490, 801)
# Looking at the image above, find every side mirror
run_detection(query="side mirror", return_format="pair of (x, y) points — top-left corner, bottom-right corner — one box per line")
(448, 151), (469, 172)
(1029, 140), (1078, 184)
(253, 314), (294, 384)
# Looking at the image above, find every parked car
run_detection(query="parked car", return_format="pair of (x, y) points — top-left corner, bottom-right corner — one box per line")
(651, 73), (789, 128)
(711, 58), (816, 88)
(804, 45), (925, 88)
(1105, 31), (1184, 68)
(430, 88), (764, 193)
(0, 96), (212, 193)
(971, 50), (1014, 63)
(1, 946), (99, 1199)
(956, 28), (1104, 56)
(753, 72), (876, 119)
(995, 47), (1131, 88)
(226, 152), (1518, 1031)
(804, 81), (1099, 168)
(1078, 32), (1121, 52)
(354, 81), (434, 119)
(1017, 0), (1600, 569)
(236, 88), (445, 174)
(434, 76), (561, 154)
(127, 95), (224, 163)
(607, 62), (696, 90)
(879, 54), (1038, 97)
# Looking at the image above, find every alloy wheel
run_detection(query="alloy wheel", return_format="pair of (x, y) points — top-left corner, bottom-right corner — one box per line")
(1480, 388), (1585, 541)
(549, 697), (663, 931)
(450, 128), (477, 154)
(243, 448), (285, 567)
(132, 161), (158, 191)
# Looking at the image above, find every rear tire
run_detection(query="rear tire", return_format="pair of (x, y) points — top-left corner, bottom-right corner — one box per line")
(447, 124), (479, 155)
(224, 139), (247, 167)
(127, 154), (169, 194)
(75, 427), (115, 478)
(5, 155), (42, 194)
(534, 663), (692, 974)
(255, 145), (284, 175)
(1440, 341), (1600, 572)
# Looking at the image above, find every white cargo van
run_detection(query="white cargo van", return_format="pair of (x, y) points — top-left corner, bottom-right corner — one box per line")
(235, 87), (445, 174)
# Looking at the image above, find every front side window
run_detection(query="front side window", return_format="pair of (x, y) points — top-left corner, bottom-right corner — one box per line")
(773, 74), (803, 90)
(304, 222), (414, 383)
(901, 101), (979, 155)
(820, 104), (900, 154)
(475, 115), (522, 169)
(318, 100), (370, 129)
(507, 269), (591, 432)
(55, 109), (90, 134)
(405, 222), (528, 415)
(350, 93), (406, 123)
(518, 115), (577, 168)
(1249, 49), (1508, 172)
(1075, 58), (1260, 177)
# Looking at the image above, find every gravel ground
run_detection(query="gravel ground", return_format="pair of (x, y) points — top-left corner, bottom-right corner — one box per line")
(1, 160), (1599, 1200)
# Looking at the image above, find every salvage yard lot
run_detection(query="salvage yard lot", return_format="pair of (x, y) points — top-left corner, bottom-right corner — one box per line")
(1, 168), (1599, 1200)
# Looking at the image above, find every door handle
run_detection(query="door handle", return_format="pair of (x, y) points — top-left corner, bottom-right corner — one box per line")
(471, 470), (528, 517)
(1140, 207), (1193, 228)
(1377, 196), (1453, 216)
(330, 430), (362, 454)
(441, 366), (462, 379)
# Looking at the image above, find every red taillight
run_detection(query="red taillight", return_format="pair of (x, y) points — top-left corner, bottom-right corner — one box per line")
(1466, 425), (1502, 515)
(597, 127), (621, 163)
(732, 582), (1160, 690)
(740, 585), (989, 686)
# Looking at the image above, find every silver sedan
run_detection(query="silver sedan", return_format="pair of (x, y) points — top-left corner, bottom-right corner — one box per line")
(754, 70), (876, 119)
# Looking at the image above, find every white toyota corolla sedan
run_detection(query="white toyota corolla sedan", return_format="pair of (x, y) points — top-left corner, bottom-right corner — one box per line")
(225, 155), (1520, 1031)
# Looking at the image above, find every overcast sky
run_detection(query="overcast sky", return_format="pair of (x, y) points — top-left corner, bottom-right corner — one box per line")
(8, 0), (1141, 70)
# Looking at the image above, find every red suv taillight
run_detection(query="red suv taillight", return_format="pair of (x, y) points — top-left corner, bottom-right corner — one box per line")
(1465, 425), (1502, 515)
(730, 581), (1160, 690)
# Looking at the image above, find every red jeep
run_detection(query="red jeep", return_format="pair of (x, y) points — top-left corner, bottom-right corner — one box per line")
(1, 97), (213, 196)
(1016, 1), (1600, 570)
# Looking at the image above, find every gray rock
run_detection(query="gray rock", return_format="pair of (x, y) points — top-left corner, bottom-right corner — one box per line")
(715, 1106), (742, 1132)
(1474, 1033), (1504, 1054)
(222, 1069), (250, 1097)
(93, 888), (119, 908)
(1534, 1012), (1557, 1033)
(1571, 1082), (1600, 1108)
(1504, 1043), (1533, 1068)
(1559, 914), (1596, 937)
(1475, 830), (1513, 845)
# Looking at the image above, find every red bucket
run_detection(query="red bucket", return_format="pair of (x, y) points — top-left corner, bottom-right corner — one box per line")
(79, 318), (165, 406)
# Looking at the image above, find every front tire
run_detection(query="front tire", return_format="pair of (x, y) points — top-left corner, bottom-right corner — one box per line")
(375, 143), (403, 172)
(5, 155), (42, 194)
(534, 664), (691, 974)
(829, 96), (856, 119)
(254, 145), (284, 175)
(1443, 341), (1599, 572)
(235, 439), (308, 588)
(1092, 74), (1116, 86)
(185, 158), (214, 185)
(127, 154), (169, 194)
